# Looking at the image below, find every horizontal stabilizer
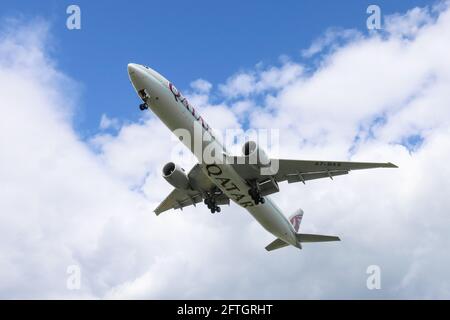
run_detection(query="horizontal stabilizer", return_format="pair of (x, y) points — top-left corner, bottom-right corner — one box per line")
(265, 238), (290, 251)
(296, 233), (340, 243)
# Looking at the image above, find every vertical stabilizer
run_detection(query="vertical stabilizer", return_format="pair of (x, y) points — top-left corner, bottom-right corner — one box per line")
(289, 208), (304, 232)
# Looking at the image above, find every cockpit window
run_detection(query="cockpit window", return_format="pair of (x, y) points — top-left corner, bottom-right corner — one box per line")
(143, 66), (168, 86)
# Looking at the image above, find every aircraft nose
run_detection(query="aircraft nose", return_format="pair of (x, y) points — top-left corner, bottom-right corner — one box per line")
(127, 63), (139, 76)
(127, 63), (146, 90)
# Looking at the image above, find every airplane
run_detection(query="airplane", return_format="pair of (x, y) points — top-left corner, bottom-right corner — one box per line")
(127, 63), (398, 252)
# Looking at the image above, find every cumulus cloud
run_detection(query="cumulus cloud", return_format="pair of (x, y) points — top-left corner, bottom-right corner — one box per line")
(0, 18), (241, 299)
(301, 28), (362, 58)
(218, 61), (303, 99)
(1, 1), (450, 299)
(190, 78), (212, 93)
(99, 114), (120, 131)
(219, 72), (256, 98)
(384, 6), (436, 38)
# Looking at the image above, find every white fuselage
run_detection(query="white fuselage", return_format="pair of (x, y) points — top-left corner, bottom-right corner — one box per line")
(128, 63), (298, 247)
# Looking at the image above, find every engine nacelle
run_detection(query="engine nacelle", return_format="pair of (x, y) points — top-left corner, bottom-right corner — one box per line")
(162, 162), (191, 190)
(242, 141), (271, 167)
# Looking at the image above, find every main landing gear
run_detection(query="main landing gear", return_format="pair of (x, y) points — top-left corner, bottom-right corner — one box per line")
(204, 197), (221, 214)
(248, 181), (265, 205)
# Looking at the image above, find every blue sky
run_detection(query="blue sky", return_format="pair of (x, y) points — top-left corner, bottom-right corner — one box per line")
(2, 0), (431, 137)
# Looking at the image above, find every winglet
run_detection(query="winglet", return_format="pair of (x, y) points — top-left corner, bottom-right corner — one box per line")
(387, 162), (398, 168)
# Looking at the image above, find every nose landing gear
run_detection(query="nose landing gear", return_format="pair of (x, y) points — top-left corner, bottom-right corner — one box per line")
(138, 89), (150, 111)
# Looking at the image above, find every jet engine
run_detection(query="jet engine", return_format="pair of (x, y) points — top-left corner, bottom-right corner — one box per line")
(162, 162), (191, 190)
(242, 141), (271, 167)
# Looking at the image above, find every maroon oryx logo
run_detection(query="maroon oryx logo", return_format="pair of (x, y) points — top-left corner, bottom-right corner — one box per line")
(290, 213), (303, 232)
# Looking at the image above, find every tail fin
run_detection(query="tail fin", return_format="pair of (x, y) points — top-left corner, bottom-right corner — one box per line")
(292, 209), (340, 244)
(289, 209), (303, 232)
(264, 209), (340, 252)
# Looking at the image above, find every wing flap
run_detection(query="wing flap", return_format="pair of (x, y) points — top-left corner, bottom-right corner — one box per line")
(285, 170), (349, 184)
(154, 189), (203, 215)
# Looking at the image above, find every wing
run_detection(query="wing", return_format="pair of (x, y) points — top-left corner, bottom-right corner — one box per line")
(154, 188), (203, 215)
(155, 188), (230, 215)
(230, 157), (397, 188)
(272, 159), (398, 184)
(154, 163), (230, 215)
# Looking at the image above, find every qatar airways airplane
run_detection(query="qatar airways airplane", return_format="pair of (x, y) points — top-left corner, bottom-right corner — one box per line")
(127, 63), (397, 252)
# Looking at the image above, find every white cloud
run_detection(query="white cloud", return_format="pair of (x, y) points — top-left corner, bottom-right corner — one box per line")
(190, 78), (212, 93)
(301, 28), (362, 58)
(218, 61), (303, 99)
(219, 72), (255, 98)
(2, 2), (450, 299)
(384, 6), (435, 38)
(99, 114), (120, 130)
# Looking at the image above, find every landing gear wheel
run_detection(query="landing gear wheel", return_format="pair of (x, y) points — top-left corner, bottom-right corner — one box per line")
(205, 188), (224, 213)
(210, 206), (220, 214)
(248, 188), (264, 205)
(205, 197), (219, 214)
(139, 103), (148, 111)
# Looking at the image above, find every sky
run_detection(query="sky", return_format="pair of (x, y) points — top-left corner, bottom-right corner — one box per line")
(1, 0), (432, 136)
(1, 0), (450, 299)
